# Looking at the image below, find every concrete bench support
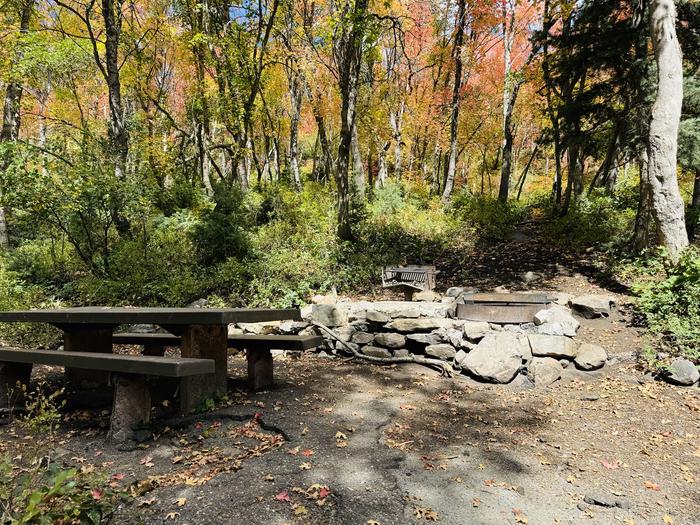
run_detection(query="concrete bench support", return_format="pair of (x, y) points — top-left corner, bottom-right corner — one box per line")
(0, 362), (32, 408)
(247, 349), (274, 390)
(109, 374), (151, 442)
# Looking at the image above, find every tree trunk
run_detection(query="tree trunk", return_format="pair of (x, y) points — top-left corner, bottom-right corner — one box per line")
(334, 0), (368, 241)
(498, 1), (517, 202)
(376, 141), (389, 188)
(102, 0), (128, 179)
(389, 101), (405, 179)
(351, 121), (365, 199)
(690, 169), (700, 240)
(632, 149), (653, 251)
(0, 0), (32, 249)
(646, 0), (688, 262)
(442, 0), (467, 203)
(288, 68), (303, 191)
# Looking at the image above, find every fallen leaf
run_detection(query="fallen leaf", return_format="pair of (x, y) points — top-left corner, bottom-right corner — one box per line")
(138, 496), (156, 507)
(111, 472), (125, 481)
(471, 497), (480, 508)
(601, 459), (620, 470)
(663, 515), (674, 524)
(275, 489), (291, 502)
(300, 462), (312, 470)
(91, 489), (103, 500)
(165, 512), (179, 520)
(644, 481), (660, 491)
(139, 455), (155, 468)
(293, 504), (308, 515)
(301, 449), (314, 457)
(264, 474), (275, 482)
(175, 497), (187, 507)
(513, 509), (529, 524)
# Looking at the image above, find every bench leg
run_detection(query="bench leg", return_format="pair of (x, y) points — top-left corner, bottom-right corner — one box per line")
(247, 349), (273, 391)
(0, 362), (32, 409)
(109, 374), (150, 443)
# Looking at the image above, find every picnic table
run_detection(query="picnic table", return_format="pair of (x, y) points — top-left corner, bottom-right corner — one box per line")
(0, 307), (302, 415)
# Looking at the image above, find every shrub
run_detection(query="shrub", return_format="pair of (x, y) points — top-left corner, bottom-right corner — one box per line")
(633, 248), (700, 362)
(450, 192), (525, 241)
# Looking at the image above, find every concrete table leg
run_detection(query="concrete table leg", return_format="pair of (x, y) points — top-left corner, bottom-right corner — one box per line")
(179, 324), (227, 413)
(63, 326), (114, 388)
(108, 374), (150, 443)
(0, 362), (32, 409)
(143, 344), (165, 357)
(247, 349), (273, 390)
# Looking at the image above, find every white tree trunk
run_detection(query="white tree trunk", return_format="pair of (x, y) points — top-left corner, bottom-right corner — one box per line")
(646, 0), (688, 262)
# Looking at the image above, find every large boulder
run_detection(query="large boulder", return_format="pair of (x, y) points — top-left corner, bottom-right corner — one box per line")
(333, 325), (356, 342)
(445, 287), (466, 298)
(463, 321), (492, 342)
(425, 344), (456, 361)
(533, 305), (580, 337)
(528, 334), (578, 359)
(385, 318), (456, 333)
(461, 333), (525, 383)
(432, 327), (466, 348)
(574, 343), (608, 370)
(361, 346), (392, 359)
(310, 304), (348, 327)
(454, 349), (469, 367)
(530, 357), (563, 387)
(570, 295), (615, 319)
(664, 358), (700, 386)
(374, 332), (407, 349)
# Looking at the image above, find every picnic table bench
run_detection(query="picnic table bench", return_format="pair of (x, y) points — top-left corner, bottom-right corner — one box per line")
(0, 347), (213, 441)
(0, 307), (304, 441)
(111, 333), (325, 389)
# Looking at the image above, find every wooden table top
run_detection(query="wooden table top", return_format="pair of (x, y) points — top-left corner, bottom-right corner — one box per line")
(0, 307), (302, 326)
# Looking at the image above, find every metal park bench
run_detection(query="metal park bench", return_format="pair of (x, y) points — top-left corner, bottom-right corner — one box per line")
(112, 333), (325, 390)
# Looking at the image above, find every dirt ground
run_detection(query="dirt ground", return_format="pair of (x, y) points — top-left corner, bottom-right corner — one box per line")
(2, 223), (699, 524)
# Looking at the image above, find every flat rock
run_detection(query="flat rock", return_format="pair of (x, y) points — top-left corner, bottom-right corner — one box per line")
(425, 344), (456, 361)
(311, 292), (337, 305)
(278, 320), (310, 334)
(570, 294), (615, 318)
(530, 357), (563, 387)
(373, 302), (421, 319)
(351, 332), (375, 345)
(664, 358), (700, 386)
(574, 343), (607, 370)
(521, 271), (543, 283)
(461, 333), (525, 383)
(333, 325), (356, 342)
(385, 318), (456, 333)
(393, 349), (411, 358)
(361, 346), (392, 358)
(463, 321), (492, 342)
(406, 333), (442, 346)
(374, 332), (407, 349)
(533, 305), (580, 337)
(310, 304), (348, 327)
(365, 310), (391, 323)
(528, 334), (578, 359)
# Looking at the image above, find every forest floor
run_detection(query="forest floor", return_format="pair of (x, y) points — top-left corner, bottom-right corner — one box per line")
(2, 223), (699, 525)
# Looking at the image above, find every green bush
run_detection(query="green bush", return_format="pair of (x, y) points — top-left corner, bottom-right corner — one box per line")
(450, 192), (525, 241)
(633, 248), (700, 362)
(0, 458), (120, 524)
(543, 193), (636, 251)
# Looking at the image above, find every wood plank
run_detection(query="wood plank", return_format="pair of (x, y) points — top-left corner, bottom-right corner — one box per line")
(0, 307), (302, 326)
(456, 303), (545, 324)
(462, 293), (550, 305)
(0, 348), (214, 377)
